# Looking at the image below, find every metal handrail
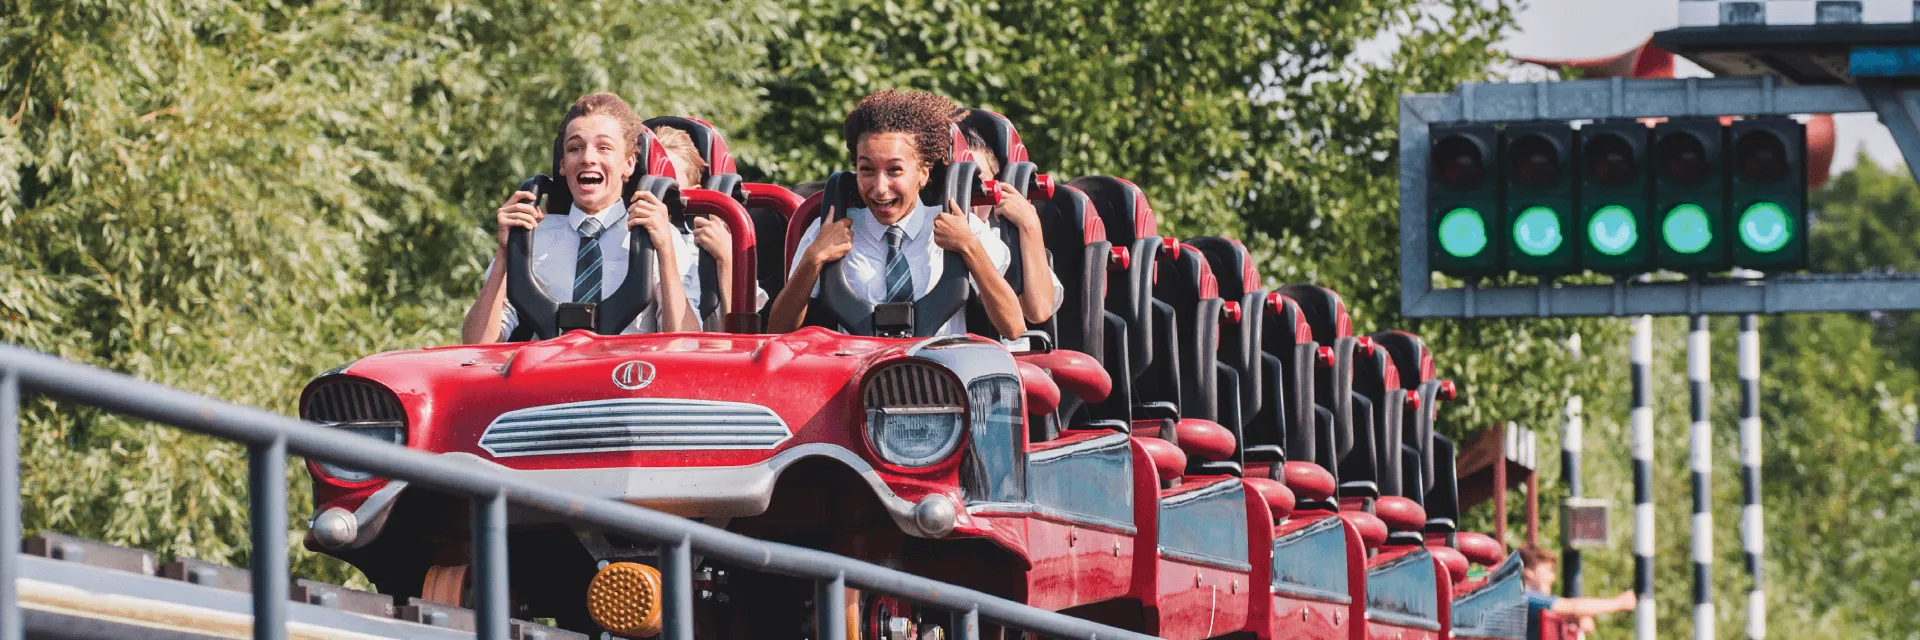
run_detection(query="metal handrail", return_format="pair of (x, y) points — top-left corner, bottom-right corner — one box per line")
(0, 343), (1158, 640)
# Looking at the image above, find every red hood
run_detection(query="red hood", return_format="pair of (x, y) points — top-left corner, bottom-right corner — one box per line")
(331, 327), (922, 471)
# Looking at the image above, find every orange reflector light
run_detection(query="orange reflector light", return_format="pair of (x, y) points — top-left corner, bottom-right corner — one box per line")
(587, 562), (663, 638)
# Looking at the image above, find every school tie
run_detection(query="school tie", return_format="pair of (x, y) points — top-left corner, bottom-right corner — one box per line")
(883, 225), (914, 303)
(574, 217), (606, 304)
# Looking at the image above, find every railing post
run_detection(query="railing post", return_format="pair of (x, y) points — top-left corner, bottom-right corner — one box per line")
(248, 435), (288, 640)
(661, 535), (694, 640)
(816, 573), (846, 640)
(961, 606), (979, 640)
(473, 491), (509, 640)
(0, 369), (20, 640)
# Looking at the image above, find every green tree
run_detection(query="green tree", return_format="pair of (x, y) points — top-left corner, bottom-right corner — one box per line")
(1, 0), (777, 583)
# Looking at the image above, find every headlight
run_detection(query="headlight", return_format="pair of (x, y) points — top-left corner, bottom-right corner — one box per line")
(863, 361), (966, 468)
(301, 376), (408, 483)
(314, 423), (405, 483)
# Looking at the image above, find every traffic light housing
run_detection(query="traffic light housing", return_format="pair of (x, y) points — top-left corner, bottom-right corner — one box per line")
(1428, 124), (1502, 277)
(1576, 122), (1654, 274)
(1652, 119), (1730, 272)
(1502, 123), (1577, 275)
(1728, 118), (1808, 272)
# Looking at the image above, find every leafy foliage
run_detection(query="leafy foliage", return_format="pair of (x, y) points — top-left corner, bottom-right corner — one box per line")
(1, 0), (777, 583)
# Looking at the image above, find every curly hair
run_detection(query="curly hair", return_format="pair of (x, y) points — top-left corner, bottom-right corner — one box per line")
(843, 89), (956, 167)
(558, 92), (645, 157)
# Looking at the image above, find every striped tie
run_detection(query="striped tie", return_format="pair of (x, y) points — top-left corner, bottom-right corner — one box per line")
(883, 225), (913, 303)
(574, 217), (606, 304)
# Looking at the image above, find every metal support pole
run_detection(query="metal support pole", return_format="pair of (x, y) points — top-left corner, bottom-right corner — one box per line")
(1738, 315), (1766, 639)
(1494, 422), (1509, 544)
(472, 492), (509, 640)
(961, 607), (980, 640)
(1563, 396), (1583, 598)
(248, 436), (288, 640)
(1631, 315), (1656, 640)
(817, 573), (847, 640)
(1688, 315), (1714, 640)
(0, 370), (19, 640)
(662, 535), (694, 640)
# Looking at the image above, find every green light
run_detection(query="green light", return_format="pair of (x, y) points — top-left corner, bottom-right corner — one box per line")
(1512, 206), (1564, 257)
(1738, 202), (1792, 253)
(1437, 208), (1488, 258)
(1662, 204), (1712, 254)
(1588, 205), (1639, 256)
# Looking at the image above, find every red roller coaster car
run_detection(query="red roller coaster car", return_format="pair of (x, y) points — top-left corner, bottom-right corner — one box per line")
(298, 113), (1527, 638)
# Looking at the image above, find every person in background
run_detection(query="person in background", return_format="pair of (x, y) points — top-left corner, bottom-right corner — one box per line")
(959, 127), (1061, 327)
(651, 125), (766, 324)
(1521, 545), (1636, 636)
(767, 89), (1024, 337)
(462, 93), (698, 343)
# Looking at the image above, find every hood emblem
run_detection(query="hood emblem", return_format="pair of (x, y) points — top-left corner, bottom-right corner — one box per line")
(612, 360), (657, 390)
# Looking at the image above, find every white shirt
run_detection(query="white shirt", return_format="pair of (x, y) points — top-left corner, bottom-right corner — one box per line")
(487, 200), (703, 339)
(791, 202), (1025, 336)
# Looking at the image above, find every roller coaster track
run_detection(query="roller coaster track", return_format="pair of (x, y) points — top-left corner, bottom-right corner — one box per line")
(0, 343), (1156, 640)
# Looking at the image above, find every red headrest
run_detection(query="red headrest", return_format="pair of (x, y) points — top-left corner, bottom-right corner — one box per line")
(956, 108), (1032, 170)
(1276, 284), (1352, 343)
(1281, 461), (1337, 502)
(1174, 419), (1236, 463)
(1339, 511), (1388, 549)
(1457, 532), (1506, 566)
(1188, 237), (1261, 300)
(643, 116), (739, 177)
(1263, 294), (1315, 347)
(1242, 477), (1297, 521)
(784, 191), (827, 273)
(1067, 176), (1158, 245)
(1014, 350), (1112, 404)
(1137, 437), (1187, 484)
(1015, 361), (1061, 415)
(1428, 544), (1470, 584)
(1376, 496), (1427, 533)
(1371, 330), (1436, 388)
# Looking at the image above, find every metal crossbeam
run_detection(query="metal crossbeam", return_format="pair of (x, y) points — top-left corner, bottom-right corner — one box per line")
(1399, 76), (1920, 319)
(0, 343), (1159, 640)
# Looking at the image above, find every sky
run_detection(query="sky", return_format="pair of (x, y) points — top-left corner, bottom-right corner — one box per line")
(1501, 0), (1904, 173)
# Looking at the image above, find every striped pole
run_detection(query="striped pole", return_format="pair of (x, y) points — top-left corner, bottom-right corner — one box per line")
(1689, 315), (1714, 640)
(1631, 315), (1656, 640)
(1562, 395), (1583, 598)
(1738, 315), (1765, 639)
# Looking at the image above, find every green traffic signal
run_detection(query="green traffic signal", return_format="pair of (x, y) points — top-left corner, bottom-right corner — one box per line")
(1738, 201), (1791, 253)
(1728, 119), (1807, 271)
(1502, 124), (1576, 274)
(1438, 208), (1488, 257)
(1513, 206), (1564, 257)
(1587, 205), (1639, 256)
(1662, 204), (1713, 254)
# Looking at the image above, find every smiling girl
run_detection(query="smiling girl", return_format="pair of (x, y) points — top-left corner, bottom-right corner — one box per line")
(766, 89), (1024, 337)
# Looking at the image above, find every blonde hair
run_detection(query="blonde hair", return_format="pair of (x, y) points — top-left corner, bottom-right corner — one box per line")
(559, 93), (645, 156)
(652, 126), (708, 185)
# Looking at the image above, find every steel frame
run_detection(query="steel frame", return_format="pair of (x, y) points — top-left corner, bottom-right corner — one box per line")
(1399, 75), (1920, 319)
(0, 343), (1159, 640)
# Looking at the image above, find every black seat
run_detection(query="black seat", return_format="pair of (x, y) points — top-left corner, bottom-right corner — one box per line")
(1373, 330), (1447, 500)
(1425, 435), (1462, 546)
(1037, 184), (1121, 431)
(1069, 176), (1173, 426)
(1351, 337), (1406, 498)
(954, 111), (1042, 342)
(643, 116), (740, 324)
(1256, 294), (1322, 473)
(1190, 238), (1267, 460)
(1277, 284), (1376, 502)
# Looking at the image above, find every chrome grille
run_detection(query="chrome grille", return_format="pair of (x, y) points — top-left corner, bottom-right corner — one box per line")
(478, 398), (790, 458)
(302, 377), (403, 424)
(863, 362), (962, 409)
